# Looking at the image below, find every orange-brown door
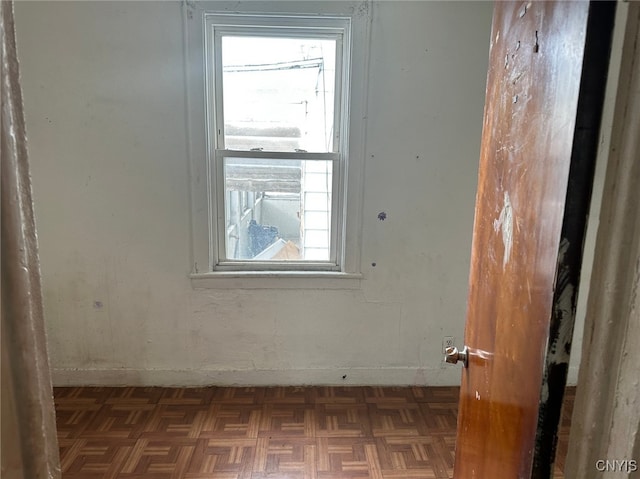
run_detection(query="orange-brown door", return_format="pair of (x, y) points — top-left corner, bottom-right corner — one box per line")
(451, 2), (615, 478)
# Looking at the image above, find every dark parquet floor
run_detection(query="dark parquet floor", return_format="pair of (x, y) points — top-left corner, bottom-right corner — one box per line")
(53, 386), (574, 479)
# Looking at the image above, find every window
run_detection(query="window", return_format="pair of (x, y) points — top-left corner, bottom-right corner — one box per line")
(185, 2), (368, 283)
(206, 14), (350, 271)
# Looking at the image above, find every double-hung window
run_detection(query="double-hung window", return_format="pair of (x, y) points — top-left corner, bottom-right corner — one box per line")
(205, 14), (351, 271)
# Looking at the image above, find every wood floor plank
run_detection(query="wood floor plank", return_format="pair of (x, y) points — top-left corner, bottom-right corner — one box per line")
(53, 385), (574, 478)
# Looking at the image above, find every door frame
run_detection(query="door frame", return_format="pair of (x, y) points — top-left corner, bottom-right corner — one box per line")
(566, 3), (640, 476)
(530, 2), (616, 475)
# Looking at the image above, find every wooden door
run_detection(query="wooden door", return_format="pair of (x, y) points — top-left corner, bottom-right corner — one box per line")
(452, 2), (615, 478)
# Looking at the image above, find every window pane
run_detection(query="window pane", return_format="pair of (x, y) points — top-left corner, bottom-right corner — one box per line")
(223, 157), (332, 261)
(221, 36), (337, 153)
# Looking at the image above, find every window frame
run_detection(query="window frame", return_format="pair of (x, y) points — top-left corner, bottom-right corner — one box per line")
(207, 14), (350, 271)
(185, 1), (369, 286)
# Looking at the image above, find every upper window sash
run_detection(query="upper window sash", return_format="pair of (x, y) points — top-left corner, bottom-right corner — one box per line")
(205, 14), (350, 155)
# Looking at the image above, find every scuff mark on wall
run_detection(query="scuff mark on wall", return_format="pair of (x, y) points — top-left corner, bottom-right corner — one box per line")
(351, 0), (371, 19)
(184, 0), (196, 20)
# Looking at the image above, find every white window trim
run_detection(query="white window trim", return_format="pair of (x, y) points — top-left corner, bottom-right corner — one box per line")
(183, 1), (371, 288)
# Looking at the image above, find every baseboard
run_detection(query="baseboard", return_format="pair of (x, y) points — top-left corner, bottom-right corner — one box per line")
(52, 366), (464, 387)
(566, 365), (580, 386)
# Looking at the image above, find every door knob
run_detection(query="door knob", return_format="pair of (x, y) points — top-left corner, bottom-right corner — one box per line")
(445, 345), (469, 368)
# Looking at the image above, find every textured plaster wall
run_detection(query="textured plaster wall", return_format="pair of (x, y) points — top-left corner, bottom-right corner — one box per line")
(12, 1), (590, 386)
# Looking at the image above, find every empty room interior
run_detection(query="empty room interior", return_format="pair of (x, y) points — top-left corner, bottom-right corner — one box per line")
(3, 1), (639, 478)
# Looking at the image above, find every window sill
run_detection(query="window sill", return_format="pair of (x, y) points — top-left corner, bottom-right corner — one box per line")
(189, 271), (363, 290)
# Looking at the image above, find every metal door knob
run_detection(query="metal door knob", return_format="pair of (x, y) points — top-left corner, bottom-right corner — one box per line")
(445, 345), (469, 368)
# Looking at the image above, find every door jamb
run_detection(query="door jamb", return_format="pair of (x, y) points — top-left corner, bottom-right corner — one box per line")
(566, 3), (640, 477)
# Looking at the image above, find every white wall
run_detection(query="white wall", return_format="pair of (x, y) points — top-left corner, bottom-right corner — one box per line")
(13, 0), (506, 386)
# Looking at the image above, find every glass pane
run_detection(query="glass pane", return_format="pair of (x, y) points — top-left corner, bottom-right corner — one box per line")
(224, 157), (332, 261)
(221, 36), (337, 153)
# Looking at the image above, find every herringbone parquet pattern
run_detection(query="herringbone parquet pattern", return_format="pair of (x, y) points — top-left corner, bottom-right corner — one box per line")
(54, 386), (573, 478)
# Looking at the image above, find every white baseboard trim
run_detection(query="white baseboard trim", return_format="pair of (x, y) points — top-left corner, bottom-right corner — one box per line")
(566, 365), (580, 386)
(52, 366), (464, 387)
